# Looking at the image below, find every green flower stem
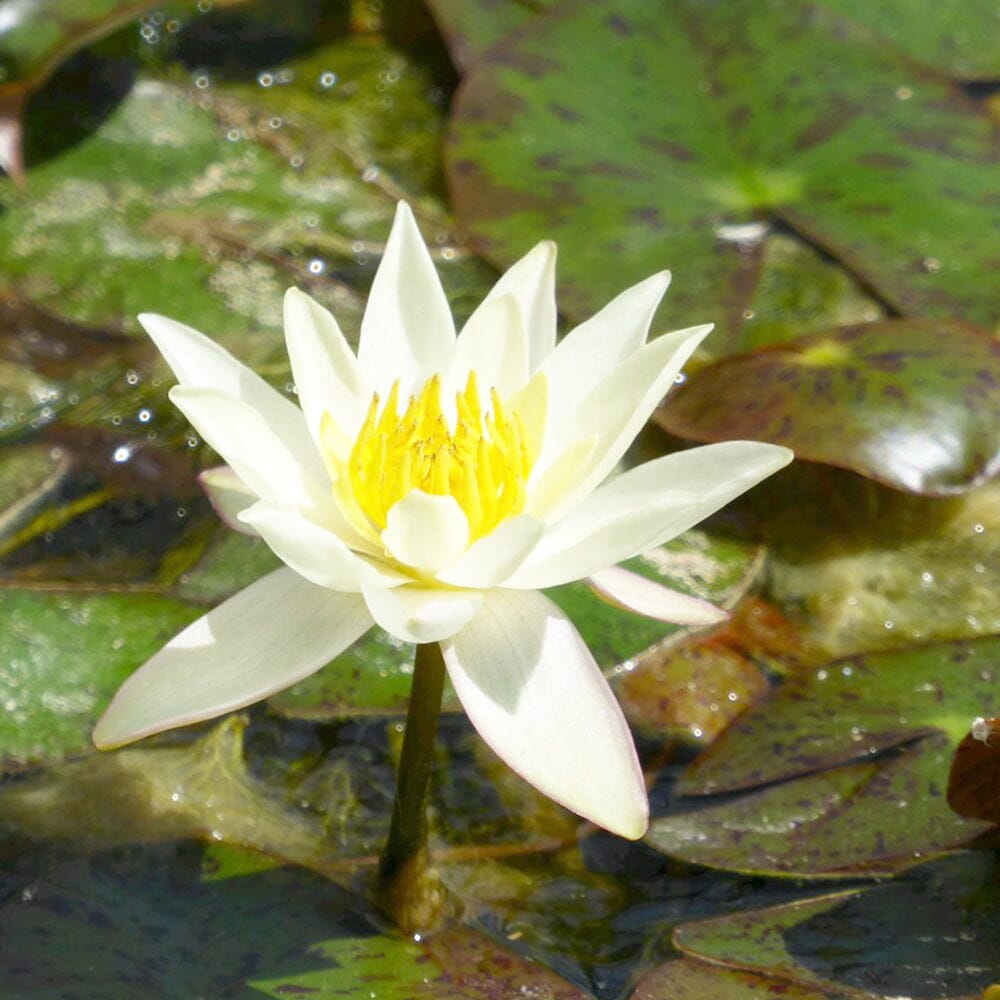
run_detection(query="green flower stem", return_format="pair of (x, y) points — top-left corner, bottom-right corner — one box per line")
(376, 640), (447, 930)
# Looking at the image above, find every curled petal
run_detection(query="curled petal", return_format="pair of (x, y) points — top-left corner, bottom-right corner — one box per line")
(199, 466), (257, 535)
(589, 566), (728, 626)
(441, 589), (648, 839)
(93, 568), (373, 748)
(362, 584), (482, 644)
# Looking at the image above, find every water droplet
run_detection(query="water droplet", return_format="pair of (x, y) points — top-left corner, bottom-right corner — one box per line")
(112, 445), (132, 463)
(308, 258), (325, 275)
(973, 522), (985, 534)
(137, 408), (152, 423)
(257, 71), (274, 88)
(895, 85), (913, 100)
(319, 71), (338, 89)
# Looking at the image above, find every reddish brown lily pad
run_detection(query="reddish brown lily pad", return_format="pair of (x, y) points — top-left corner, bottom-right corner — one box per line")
(656, 319), (1000, 496)
(948, 716), (1000, 824)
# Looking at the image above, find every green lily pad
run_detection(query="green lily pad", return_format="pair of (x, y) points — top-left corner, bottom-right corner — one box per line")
(816, 0), (1000, 79)
(446, 0), (1000, 349)
(0, 587), (200, 770)
(671, 852), (1000, 999)
(424, 0), (551, 70)
(656, 319), (1000, 496)
(646, 636), (1000, 875)
(0, 836), (592, 999)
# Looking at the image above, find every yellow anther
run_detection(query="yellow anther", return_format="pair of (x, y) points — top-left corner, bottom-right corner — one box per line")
(331, 372), (532, 541)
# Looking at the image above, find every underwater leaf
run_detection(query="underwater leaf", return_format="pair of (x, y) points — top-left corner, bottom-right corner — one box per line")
(656, 319), (1000, 496)
(630, 958), (854, 1000)
(447, 0), (1000, 348)
(671, 852), (1000, 999)
(0, 587), (200, 770)
(646, 636), (1000, 875)
(615, 598), (808, 745)
(0, 836), (592, 999)
(948, 716), (1000, 824)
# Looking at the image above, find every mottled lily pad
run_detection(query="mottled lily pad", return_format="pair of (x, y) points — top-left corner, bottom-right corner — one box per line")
(447, 0), (1000, 348)
(656, 320), (1000, 496)
(671, 852), (1000, 999)
(0, 587), (200, 770)
(647, 637), (1000, 875)
(0, 836), (591, 999)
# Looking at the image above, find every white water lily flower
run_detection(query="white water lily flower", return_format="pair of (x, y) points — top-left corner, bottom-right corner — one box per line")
(93, 203), (792, 839)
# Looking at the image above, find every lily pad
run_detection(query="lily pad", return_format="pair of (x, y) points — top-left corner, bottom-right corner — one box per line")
(0, 587), (199, 770)
(948, 716), (1000, 824)
(446, 0), (1000, 348)
(0, 836), (591, 999)
(655, 319), (1000, 496)
(646, 637), (1000, 875)
(629, 958), (854, 1000)
(424, 0), (550, 71)
(671, 852), (1000, 999)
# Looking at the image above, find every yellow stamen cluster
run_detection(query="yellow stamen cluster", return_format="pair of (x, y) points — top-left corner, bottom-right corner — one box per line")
(339, 372), (531, 542)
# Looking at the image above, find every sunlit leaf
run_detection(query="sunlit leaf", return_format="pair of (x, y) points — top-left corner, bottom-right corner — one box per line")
(672, 853), (1000, 999)
(447, 0), (1000, 348)
(0, 587), (199, 770)
(656, 320), (1000, 496)
(647, 637), (1000, 875)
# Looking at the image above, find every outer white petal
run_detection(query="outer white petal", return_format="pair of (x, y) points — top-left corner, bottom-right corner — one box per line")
(198, 466), (258, 535)
(446, 294), (528, 403)
(239, 501), (406, 591)
(510, 441), (794, 589)
(438, 515), (544, 589)
(362, 584), (483, 644)
(589, 566), (728, 626)
(442, 589), (648, 839)
(139, 312), (318, 473)
(539, 270), (670, 419)
(93, 568), (373, 748)
(283, 288), (368, 441)
(475, 240), (556, 372)
(536, 323), (713, 519)
(170, 387), (332, 518)
(358, 202), (455, 397)
(381, 491), (470, 574)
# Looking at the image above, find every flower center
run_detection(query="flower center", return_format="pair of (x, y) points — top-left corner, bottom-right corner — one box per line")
(341, 372), (531, 542)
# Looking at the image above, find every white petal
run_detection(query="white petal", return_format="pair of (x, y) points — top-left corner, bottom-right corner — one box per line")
(239, 501), (406, 591)
(283, 288), (368, 441)
(447, 294), (528, 402)
(139, 312), (316, 468)
(362, 584), (482, 644)
(540, 270), (670, 419)
(439, 515), (544, 588)
(537, 323), (713, 519)
(93, 568), (373, 748)
(442, 589), (648, 838)
(476, 240), (556, 372)
(358, 202), (455, 397)
(510, 441), (794, 588)
(589, 566), (728, 626)
(198, 466), (257, 535)
(381, 491), (470, 574)
(170, 387), (332, 517)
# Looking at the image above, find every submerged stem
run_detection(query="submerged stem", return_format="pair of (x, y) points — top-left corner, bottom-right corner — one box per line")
(376, 640), (447, 931)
